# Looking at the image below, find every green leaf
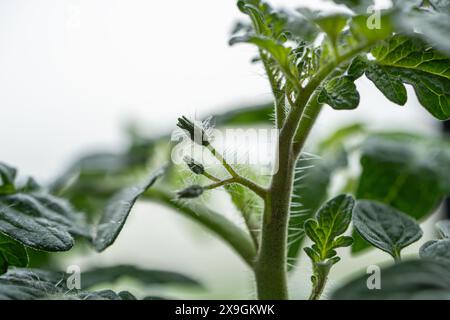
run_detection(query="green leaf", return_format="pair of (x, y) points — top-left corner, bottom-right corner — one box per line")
(347, 56), (368, 80)
(0, 268), (146, 300)
(371, 34), (450, 120)
(318, 76), (360, 110)
(314, 15), (348, 46)
(0, 233), (28, 275)
(356, 135), (450, 220)
(0, 268), (61, 299)
(0, 163), (91, 252)
(213, 102), (273, 126)
(353, 134), (450, 253)
(396, 10), (450, 55)
(436, 220), (450, 238)
(94, 166), (166, 252)
(428, 0), (450, 12)
(304, 194), (355, 262)
(350, 13), (394, 42)
(303, 194), (355, 299)
(317, 123), (366, 152)
(79, 265), (201, 289)
(316, 194), (354, 241)
(420, 240), (450, 264)
(353, 200), (423, 260)
(287, 151), (348, 269)
(145, 188), (257, 267)
(365, 63), (407, 105)
(229, 34), (292, 75)
(0, 162), (16, 195)
(333, 0), (374, 13)
(332, 259), (450, 299)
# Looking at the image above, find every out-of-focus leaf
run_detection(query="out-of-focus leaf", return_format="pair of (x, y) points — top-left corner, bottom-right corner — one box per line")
(314, 15), (348, 46)
(353, 134), (450, 253)
(350, 13), (393, 42)
(213, 102), (273, 126)
(51, 130), (157, 220)
(356, 135), (450, 219)
(396, 10), (450, 55)
(436, 220), (450, 238)
(332, 260), (450, 299)
(0, 233), (28, 275)
(79, 265), (201, 289)
(318, 123), (366, 152)
(0, 162), (16, 195)
(420, 240), (450, 264)
(333, 0), (374, 13)
(353, 200), (423, 260)
(145, 188), (257, 267)
(225, 183), (261, 246)
(94, 166), (166, 252)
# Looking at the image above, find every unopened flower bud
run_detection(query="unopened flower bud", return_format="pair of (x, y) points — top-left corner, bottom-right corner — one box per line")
(176, 185), (204, 199)
(176, 116), (210, 146)
(183, 156), (205, 175)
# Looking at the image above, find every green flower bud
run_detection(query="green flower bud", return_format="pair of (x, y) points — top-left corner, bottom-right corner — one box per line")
(176, 185), (204, 199)
(176, 116), (210, 146)
(183, 156), (205, 175)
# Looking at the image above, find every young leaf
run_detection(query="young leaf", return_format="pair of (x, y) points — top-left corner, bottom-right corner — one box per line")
(353, 200), (423, 261)
(287, 150), (348, 270)
(318, 76), (360, 110)
(436, 220), (450, 238)
(371, 34), (450, 120)
(332, 260), (450, 300)
(303, 194), (355, 299)
(230, 35), (291, 71)
(420, 240), (450, 264)
(314, 15), (348, 46)
(94, 166), (166, 252)
(0, 233), (28, 275)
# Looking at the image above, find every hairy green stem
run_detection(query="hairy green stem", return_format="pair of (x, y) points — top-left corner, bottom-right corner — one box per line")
(260, 50), (285, 129)
(206, 144), (267, 198)
(308, 262), (332, 300)
(255, 42), (378, 300)
(255, 137), (298, 299)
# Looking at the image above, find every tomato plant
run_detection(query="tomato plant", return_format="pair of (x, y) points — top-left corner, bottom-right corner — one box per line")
(1, 0), (450, 300)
